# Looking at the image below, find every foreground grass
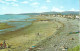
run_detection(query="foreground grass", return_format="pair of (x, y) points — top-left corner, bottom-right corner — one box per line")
(68, 45), (80, 51)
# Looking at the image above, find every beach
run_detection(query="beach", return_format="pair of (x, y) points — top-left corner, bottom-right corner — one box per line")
(30, 16), (79, 51)
(0, 15), (79, 51)
(0, 16), (63, 51)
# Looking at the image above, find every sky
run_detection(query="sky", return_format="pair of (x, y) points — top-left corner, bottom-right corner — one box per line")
(0, 0), (79, 14)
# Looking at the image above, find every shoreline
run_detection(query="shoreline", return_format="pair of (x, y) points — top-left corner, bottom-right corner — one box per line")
(0, 16), (79, 51)
(0, 23), (14, 30)
(29, 16), (79, 51)
(0, 17), (63, 51)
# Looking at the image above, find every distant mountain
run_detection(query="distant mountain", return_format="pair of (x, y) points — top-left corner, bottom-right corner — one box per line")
(42, 11), (79, 15)
(20, 11), (79, 15)
(61, 11), (79, 15)
(19, 12), (59, 15)
(19, 13), (41, 15)
(42, 12), (59, 15)
(5, 11), (79, 15)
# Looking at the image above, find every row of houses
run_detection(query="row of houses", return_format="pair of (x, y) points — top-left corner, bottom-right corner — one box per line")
(39, 14), (80, 19)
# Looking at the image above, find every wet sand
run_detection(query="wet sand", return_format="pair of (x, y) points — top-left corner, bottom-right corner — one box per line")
(0, 23), (14, 30)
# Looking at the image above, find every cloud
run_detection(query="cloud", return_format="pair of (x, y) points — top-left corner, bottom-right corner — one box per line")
(12, 0), (16, 1)
(0, 0), (5, 3)
(32, 2), (39, 6)
(41, 6), (48, 9)
(1, 7), (7, 10)
(30, 0), (33, 1)
(9, 2), (19, 6)
(69, 8), (75, 11)
(21, 1), (28, 4)
(69, 8), (79, 11)
(0, 0), (10, 5)
(5, 0), (11, 1)
(12, 4), (19, 6)
(31, 2), (40, 7)
(52, 7), (64, 12)
(0, 0), (2, 2)
(46, 0), (51, 3)
(0, 0), (14, 5)
(60, 6), (64, 8)
(5, 0), (17, 2)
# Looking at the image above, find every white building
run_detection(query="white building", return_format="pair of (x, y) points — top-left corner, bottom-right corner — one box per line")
(76, 15), (80, 19)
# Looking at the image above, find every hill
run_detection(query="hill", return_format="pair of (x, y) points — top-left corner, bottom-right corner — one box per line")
(5, 11), (79, 15)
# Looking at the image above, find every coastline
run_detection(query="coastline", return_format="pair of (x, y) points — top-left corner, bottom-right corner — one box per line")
(0, 16), (63, 51)
(29, 16), (79, 51)
(0, 16), (79, 51)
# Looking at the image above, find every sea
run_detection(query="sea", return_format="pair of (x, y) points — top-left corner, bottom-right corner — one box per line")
(0, 15), (36, 34)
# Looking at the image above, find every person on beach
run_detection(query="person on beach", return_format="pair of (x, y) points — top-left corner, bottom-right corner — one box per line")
(0, 42), (3, 49)
(2, 40), (6, 49)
